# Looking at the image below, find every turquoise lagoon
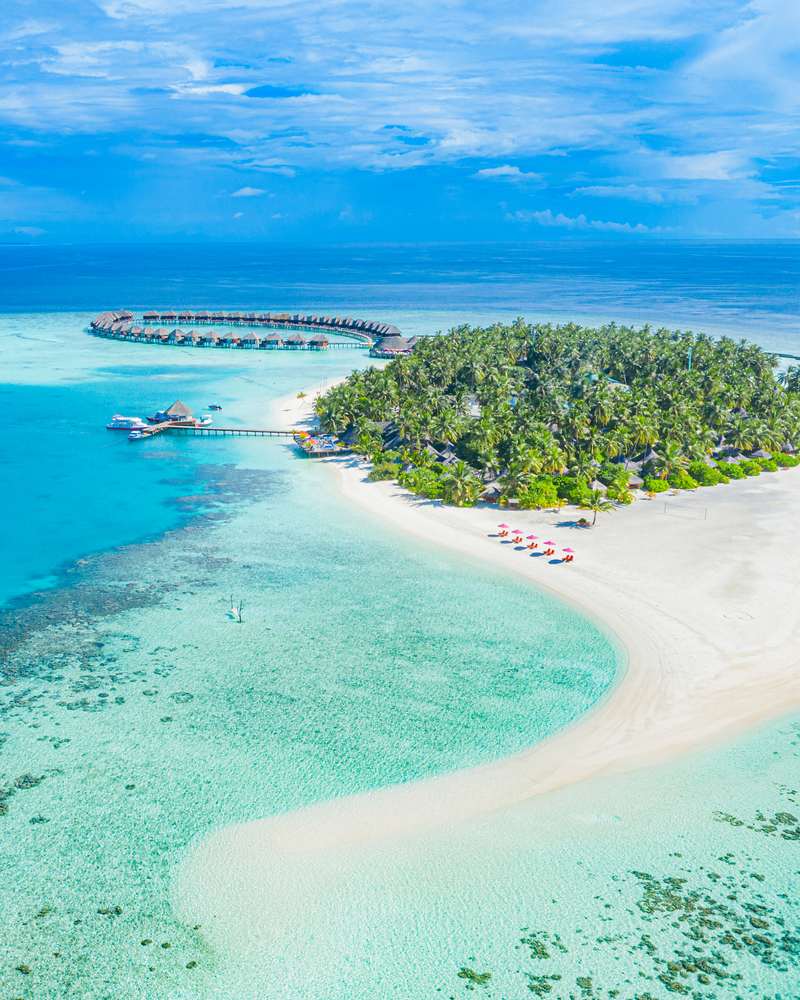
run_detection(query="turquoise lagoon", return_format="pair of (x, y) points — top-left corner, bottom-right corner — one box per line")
(3, 239), (800, 999)
(1, 313), (624, 998)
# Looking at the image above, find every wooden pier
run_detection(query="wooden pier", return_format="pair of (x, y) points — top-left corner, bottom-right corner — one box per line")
(133, 423), (295, 440)
(168, 426), (294, 437)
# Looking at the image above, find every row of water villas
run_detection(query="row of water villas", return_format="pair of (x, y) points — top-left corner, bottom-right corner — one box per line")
(90, 309), (403, 350)
(95, 325), (333, 350)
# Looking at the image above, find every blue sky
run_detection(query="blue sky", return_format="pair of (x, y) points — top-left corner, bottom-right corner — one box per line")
(1, 0), (799, 242)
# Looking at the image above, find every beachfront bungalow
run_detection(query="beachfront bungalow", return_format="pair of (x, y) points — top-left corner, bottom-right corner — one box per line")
(195, 310), (211, 323)
(178, 310), (195, 323)
(212, 311), (227, 323)
(218, 333), (239, 347)
(200, 332), (219, 347)
(308, 333), (329, 350)
(228, 311), (244, 324)
(241, 333), (260, 348)
(284, 332), (307, 349)
(154, 327), (170, 342)
(143, 310), (160, 323)
(160, 310), (178, 323)
(261, 332), (283, 348)
(130, 326), (144, 339)
(167, 329), (185, 344)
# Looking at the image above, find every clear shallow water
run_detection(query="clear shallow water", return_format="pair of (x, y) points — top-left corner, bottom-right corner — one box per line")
(0, 306), (620, 999)
(1, 244), (799, 999)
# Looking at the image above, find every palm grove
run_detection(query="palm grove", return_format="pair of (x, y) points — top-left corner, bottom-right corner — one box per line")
(314, 320), (800, 510)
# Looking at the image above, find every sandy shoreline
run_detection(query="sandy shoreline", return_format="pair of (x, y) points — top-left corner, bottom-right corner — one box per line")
(175, 388), (800, 940)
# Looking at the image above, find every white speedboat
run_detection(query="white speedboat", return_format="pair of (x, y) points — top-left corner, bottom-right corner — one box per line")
(197, 416), (213, 426)
(107, 415), (147, 430)
(128, 429), (145, 440)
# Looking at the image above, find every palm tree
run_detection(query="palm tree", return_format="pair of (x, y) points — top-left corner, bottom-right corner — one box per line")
(651, 442), (689, 480)
(578, 489), (616, 525)
(441, 460), (481, 506)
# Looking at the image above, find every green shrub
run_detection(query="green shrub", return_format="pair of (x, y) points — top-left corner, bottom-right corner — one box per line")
(597, 461), (624, 486)
(551, 474), (590, 503)
(687, 461), (728, 486)
(720, 461), (746, 479)
(739, 459), (761, 476)
(516, 478), (559, 509)
(667, 471), (699, 490)
(774, 452), (800, 467)
(758, 459), (779, 472)
(398, 467), (440, 497)
(368, 463), (399, 482)
(643, 477), (670, 493)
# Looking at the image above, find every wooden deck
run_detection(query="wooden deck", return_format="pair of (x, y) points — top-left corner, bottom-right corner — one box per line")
(132, 423), (295, 440)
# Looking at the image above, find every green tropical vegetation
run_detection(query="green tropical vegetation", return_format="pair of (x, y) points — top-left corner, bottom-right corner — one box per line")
(316, 319), (800, 513)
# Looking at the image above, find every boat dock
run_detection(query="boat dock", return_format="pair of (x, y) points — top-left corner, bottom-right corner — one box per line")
(133, 423), (295, 440)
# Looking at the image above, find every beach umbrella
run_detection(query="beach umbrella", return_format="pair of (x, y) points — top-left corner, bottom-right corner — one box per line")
(544, 541), (555, 546)
(498, 523), (509, 528)
(563, 547), (574, 553)
(526, 535), (538, 539)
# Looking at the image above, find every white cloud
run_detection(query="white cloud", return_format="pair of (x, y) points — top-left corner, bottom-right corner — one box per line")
(509, 208), (652, 233)
(471, 165), (544, 184)
(231, 186), (266, 196)
(14, 226), (45, 236)
(233, 211), (243, 218)
(655, 151), (745, 181)
(569, 184), (665, 203)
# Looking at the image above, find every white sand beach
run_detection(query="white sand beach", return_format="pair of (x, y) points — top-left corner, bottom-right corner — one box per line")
(175, 387), (800, 946)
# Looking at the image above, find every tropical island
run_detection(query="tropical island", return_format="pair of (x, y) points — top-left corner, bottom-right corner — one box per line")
(314, 319), (800, 512)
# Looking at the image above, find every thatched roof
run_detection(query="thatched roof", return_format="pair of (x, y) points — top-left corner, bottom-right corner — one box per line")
(750, 448), (772, 459)
(263, 332), (283, 342)
(165, 400), (194, 417)
(309, 332), (329, 343)
(284, 332), (306, 343)
(195, 310), (211, 319)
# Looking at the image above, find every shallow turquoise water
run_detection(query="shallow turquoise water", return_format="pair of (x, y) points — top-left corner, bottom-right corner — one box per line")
(0, 313), (622, 998)
(3, 250), (799, 999)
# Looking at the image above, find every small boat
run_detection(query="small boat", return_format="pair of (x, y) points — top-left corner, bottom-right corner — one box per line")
(197, 416), (213, 426)
(208, 403), (222, 411)
(107, 414), (147, 430)
(128, 429), (145, 441)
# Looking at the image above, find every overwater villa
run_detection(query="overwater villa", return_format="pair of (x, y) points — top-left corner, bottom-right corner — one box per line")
(89, 308), (410, 356)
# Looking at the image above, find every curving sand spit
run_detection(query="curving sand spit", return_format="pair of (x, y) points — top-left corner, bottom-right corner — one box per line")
(174, 389), (800, 946)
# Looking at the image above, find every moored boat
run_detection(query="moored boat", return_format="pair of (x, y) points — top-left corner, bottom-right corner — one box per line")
(107, 415), (147, 430)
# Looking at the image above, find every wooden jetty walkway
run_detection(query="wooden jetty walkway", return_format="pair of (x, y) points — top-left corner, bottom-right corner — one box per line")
(135, 423), (295, 440)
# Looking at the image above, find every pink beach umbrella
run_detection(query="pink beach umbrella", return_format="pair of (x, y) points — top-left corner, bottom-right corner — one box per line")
(526, 535), (538, 540)
(544, 541), (555, 546)
(498, 523), (509, 528)
(563, 547), (574, 553)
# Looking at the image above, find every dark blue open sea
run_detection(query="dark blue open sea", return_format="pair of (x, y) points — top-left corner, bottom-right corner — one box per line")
(1, 242), (799, 999)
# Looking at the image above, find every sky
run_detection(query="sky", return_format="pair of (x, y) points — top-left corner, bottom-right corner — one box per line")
(1, 0), (799, 242)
